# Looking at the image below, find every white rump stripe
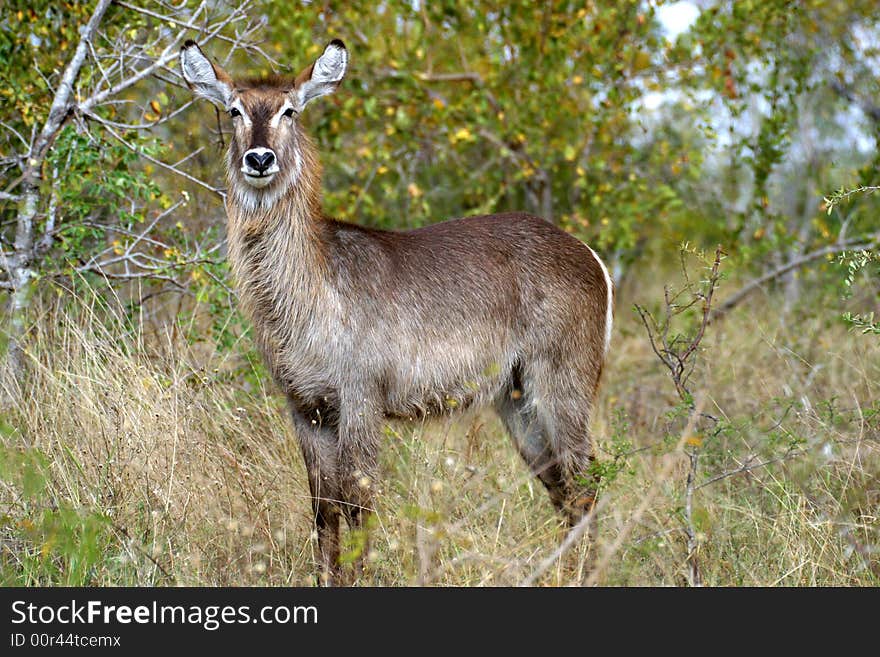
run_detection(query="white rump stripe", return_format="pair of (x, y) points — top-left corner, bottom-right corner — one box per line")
(587, 246), (614, 355)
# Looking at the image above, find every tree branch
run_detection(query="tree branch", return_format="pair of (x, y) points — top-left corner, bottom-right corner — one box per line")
(830, 80), (880, 125)
(711, 235), (880, 321)
(34, 0), (114, 157)
(114, 0), (280, 69)
(416, 71), (484, 83)
(98, 122), (225, 199)
(695, 446), (804, 491)
(78, 0), (253, 115)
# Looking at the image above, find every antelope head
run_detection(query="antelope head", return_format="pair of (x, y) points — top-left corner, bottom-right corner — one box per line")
(180, 39), (348, 198)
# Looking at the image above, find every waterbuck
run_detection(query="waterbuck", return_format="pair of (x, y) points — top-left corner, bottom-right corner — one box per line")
(180, 39), (613, 583)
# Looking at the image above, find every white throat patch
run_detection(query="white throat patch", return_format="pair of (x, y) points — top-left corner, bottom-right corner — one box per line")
(230, 148), (304, 213)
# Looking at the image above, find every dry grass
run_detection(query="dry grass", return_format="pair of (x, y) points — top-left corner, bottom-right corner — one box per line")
(1, 274), (878, 586)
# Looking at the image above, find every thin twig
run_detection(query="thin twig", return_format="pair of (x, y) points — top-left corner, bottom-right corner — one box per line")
(711, 235), (879, 321)
(695, 446), (804, 491)
(98, 122), (225, 198)
(583, 398), (707, 586)
(683, 448), (701, 586)
(518, 496), (608, 586)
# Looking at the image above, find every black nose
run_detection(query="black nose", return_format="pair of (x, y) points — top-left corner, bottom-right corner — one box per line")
(244, 150), (275, 174)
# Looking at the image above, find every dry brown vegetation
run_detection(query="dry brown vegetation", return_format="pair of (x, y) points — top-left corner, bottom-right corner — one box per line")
(1, 262), (878, 586)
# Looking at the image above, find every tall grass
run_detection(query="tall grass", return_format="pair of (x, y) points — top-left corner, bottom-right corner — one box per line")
(1, 277), (877, 586)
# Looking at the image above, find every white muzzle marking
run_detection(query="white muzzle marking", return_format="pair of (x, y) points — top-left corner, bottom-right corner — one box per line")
(241, 147), (280, 188)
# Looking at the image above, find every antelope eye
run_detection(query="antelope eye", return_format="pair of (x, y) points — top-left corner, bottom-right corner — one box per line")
(228, 107), (241, 118)
(282, 107), (295, 118)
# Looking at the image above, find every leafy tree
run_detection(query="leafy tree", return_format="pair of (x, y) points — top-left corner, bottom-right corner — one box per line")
(0, 0), (260, 374)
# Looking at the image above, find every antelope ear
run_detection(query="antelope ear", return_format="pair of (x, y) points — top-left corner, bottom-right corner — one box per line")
(180, 40), (234, 107)
(294, 39), (348, 110)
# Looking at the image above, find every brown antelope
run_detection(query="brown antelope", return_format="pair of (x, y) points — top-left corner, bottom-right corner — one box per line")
(180, 39), (613, 583)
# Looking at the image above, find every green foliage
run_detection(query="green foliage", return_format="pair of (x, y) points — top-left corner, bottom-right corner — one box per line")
(665, 0), (880, 266)
(831, 181), (880, 336)
(0, 1), (241, 355)
(0, 2), (92, 129)
(843, 311), (880, 335)
(0, 440), (116, 586)
(588, 409), (635, 490)
(44, 128), (166, 272)
(254, 1), (697, 263)
(840, 249), (879, 288)
(839, 249), (880, 335)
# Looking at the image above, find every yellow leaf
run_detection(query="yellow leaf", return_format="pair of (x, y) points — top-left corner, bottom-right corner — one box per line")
(432, 97), (445, 110)
(451, 127), (473, 143)
(686, 435), (703, 447)
(633, 51), (651, 72)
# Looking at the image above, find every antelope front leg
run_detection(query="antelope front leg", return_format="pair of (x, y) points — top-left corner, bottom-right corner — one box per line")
(289, 405), (341, 585)
(337, 392), (381, 582)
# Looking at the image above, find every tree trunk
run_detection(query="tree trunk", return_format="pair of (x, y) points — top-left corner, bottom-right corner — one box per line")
(6, 189), (39, 377)
(2, 0), (113, 381)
